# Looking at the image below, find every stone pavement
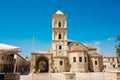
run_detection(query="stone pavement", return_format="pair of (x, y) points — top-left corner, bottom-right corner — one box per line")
(76, 72), (105, 80)
(20, 73), (62, 80)
(20, 72), (106, 80)
(20, 69), (120, 80)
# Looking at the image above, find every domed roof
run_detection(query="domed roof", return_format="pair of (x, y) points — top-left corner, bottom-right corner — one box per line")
(87, 45), (96, 49)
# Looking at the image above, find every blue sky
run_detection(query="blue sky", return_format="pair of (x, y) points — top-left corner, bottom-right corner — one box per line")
(0, 0), (120, 57)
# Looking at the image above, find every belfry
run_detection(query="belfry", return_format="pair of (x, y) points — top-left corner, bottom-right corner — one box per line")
(50, 10), (68, 57)
(30, 10), (103, 73)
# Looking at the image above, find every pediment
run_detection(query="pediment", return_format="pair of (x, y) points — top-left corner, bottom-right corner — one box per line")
(68, 42), (88, 51)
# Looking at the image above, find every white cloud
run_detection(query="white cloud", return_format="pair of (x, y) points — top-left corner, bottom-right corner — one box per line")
(107, 38), (115, 41)
(91, 41), (102, 53)
(83, 43), (89, 46)
(68, 39), (78, 42)
(82, 41), (101, 46)
(95, 46), (101, 53)
(93, 41), (101, 46)
(83, 41), (102, 53)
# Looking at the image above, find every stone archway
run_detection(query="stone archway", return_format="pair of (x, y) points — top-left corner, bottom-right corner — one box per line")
(36, 56), (49, 73)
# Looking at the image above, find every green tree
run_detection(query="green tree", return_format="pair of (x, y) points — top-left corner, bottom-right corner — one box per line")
(116, 35), (120, 59)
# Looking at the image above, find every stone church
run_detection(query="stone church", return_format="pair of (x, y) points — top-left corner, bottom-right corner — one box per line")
(30, 10), (103, 73)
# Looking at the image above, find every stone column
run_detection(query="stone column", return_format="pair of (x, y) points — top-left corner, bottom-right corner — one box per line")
(30, 53), (36, 73)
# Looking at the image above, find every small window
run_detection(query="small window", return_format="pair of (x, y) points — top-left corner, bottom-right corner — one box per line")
(2, 56), (4, 60)
(60, 61), (63, 65)
(59, 45), (62, 50)
(95, 61), (97, 65)
(73, 57), (76, 62)
(79, 57), (82, 62)
(58, 22), (61, 27)
(58, 34), (62, 39)
(85, 57), (87, 62)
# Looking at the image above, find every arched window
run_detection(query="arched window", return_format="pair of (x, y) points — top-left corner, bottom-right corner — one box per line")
(58, 22), (61, 27)
(59, 45), (62, 50)
(60, 61), (63, 65)
(73, 57), (76, 62)
(58, 34), (62, 39)
(79, 57), (82, 62)
(95, 61), (97, 65)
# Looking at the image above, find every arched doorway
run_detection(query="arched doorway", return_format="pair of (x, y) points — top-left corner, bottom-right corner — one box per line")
(36, 56), (49, 73)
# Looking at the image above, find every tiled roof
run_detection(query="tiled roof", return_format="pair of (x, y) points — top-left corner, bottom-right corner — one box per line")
(104, 56), (117, 58)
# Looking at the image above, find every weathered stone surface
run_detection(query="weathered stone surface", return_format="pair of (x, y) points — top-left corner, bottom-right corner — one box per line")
(30, 10), (103, 73)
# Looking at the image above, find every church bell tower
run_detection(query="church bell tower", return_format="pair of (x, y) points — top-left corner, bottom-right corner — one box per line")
(50, 10), (68, 57)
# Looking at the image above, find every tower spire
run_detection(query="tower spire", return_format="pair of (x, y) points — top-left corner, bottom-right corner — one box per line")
(55, 10), (64, 14)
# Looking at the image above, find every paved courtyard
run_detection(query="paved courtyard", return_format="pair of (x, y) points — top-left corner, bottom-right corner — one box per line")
(20, 72), (106, 80)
